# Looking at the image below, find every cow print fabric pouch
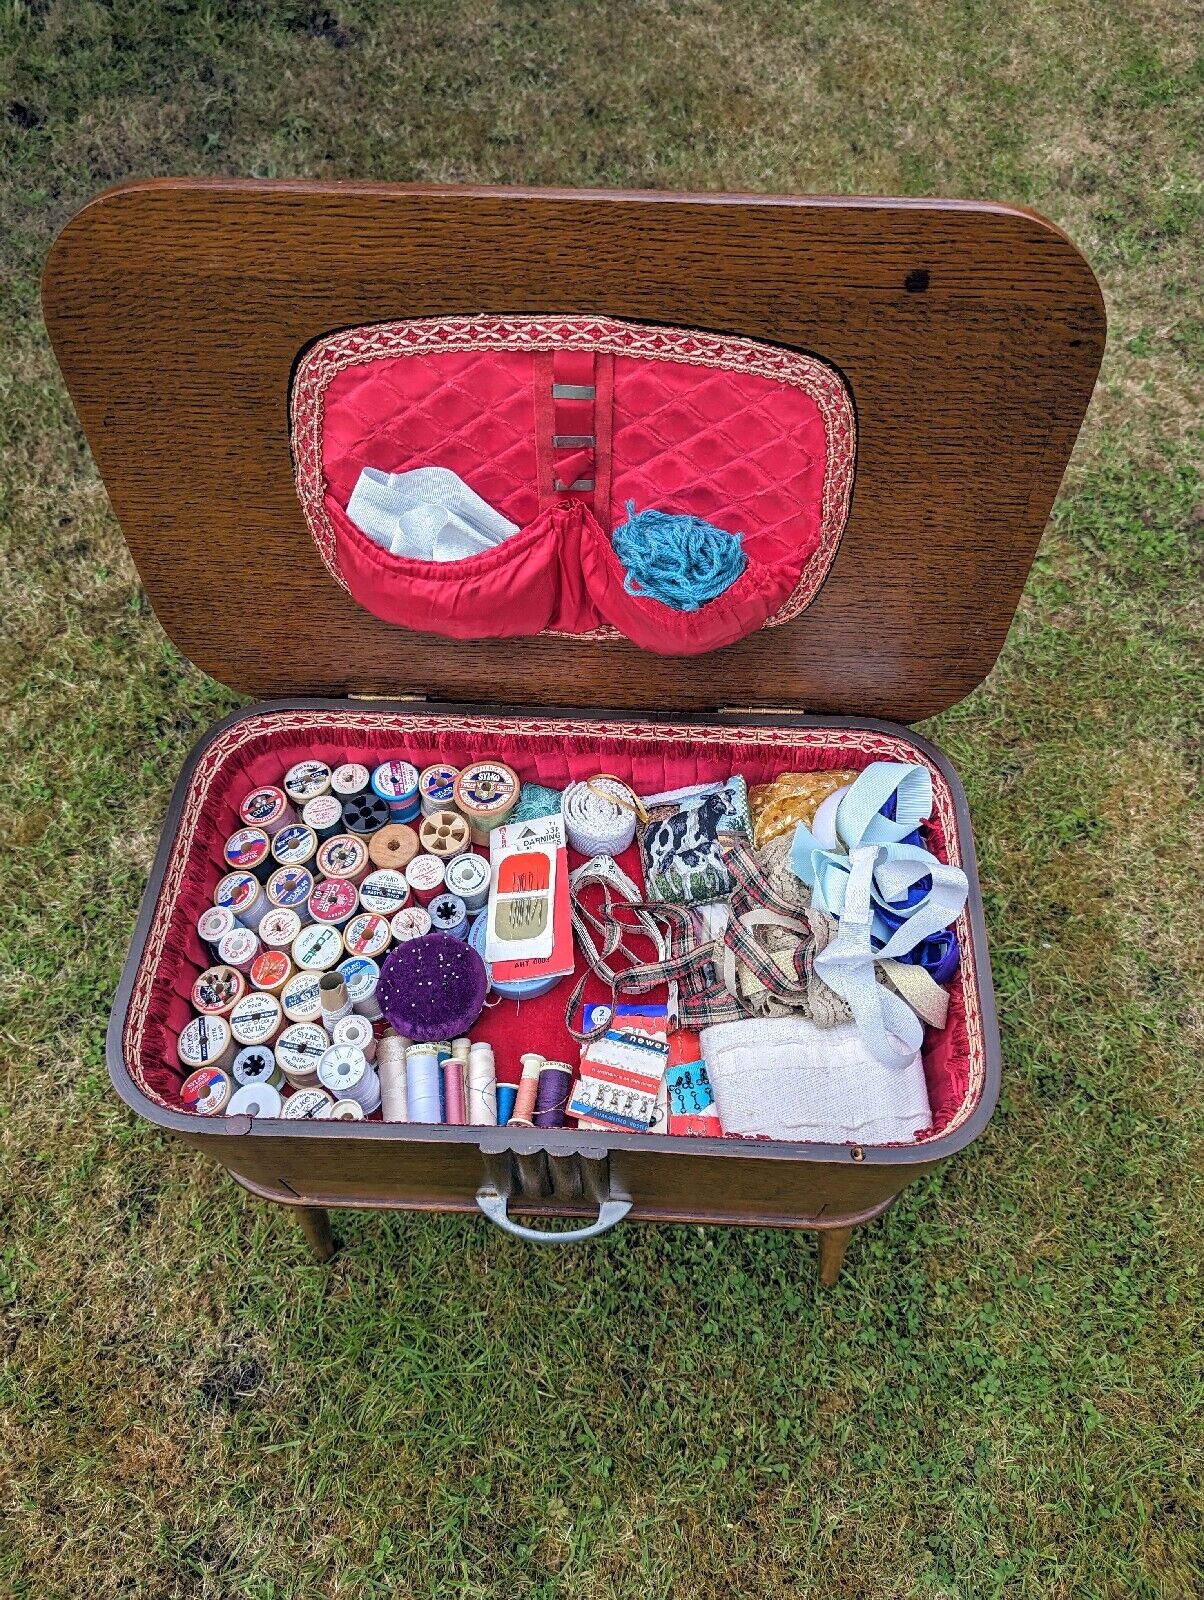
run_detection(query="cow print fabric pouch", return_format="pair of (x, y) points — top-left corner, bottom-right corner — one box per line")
(638, 778), (751, 906)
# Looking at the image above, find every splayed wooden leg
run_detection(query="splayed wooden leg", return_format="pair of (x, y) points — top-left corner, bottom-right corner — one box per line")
(295, 1205), (336, 1262)
(817, 1226), (853, 1286)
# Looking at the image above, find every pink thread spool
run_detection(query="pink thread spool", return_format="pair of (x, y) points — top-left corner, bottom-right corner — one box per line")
(508, 1053), (544, 1128)
(405, 853), (445, 907)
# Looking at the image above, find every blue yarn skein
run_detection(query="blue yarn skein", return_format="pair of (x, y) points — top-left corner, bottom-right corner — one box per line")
(611, 501), (747, 611)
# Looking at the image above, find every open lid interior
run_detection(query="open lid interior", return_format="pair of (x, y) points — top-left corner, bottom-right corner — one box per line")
(42, 180), (1104, 719)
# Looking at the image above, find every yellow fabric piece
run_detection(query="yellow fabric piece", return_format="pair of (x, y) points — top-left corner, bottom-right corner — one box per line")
(748, 769), (859, 849)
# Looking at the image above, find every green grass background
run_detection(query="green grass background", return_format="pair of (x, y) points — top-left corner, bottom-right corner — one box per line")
(1, 2), (1201, 1596)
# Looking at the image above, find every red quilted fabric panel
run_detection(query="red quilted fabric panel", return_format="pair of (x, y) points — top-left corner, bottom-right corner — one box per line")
(292, 316), (856, 653)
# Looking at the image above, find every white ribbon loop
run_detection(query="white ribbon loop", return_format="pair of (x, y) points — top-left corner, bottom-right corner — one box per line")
(346, 466), (518, 562)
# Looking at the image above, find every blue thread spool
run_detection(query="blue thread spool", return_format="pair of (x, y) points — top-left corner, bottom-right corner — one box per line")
(496, 1082), (518, 1125)
(428, 892), (468, 941)
(611, 501), (747, 611)
(372, 761), (421, 822)
(468, 912), (561, 999)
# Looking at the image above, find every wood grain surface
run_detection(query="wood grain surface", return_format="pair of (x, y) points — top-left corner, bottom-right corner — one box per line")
(42, 180), (1106, 719)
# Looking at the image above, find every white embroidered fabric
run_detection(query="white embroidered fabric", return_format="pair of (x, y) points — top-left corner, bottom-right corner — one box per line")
(346, 466), (518, 562)
(700, 1016), (931, 1144)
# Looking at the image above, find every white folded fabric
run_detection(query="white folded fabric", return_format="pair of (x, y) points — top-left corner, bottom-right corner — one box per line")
(700, 1016), (931, 1144)
(345, 466), (519, 562)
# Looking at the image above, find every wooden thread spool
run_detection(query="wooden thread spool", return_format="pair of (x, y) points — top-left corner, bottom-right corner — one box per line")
(368, 823), (420, 872)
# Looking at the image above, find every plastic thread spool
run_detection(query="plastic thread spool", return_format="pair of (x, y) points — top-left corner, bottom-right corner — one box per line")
(302, 794), (344, 842)
(276, 1023), (330, 1088)
(223, 827), (273, 883)
(404, 1045), (442, 1123)
(271, 825), (318, 870)
(233, 1045), (283, 1088)
(192, 964), (244, 1017)
(341, 911), (389, 960)
(390, 906), (431, 943)
(239, 785), (295, 837)
(181, 1067), (231, 1115)
(405, 853), (445, 906)
(329, 1099), (365, 1120)
(534, 1060), (574, 1129)
(428, 892), (468, 941)
(197, 904), (239, 951)
(283, 760), (331, 805)
(229, 991), (282, 1048)
(468, 912), (561, 1000)
(508, 1054), (544, 1128)
(358, 868), (410, 917)
(369, 823), (420, 871)
(445, 853), (490, 914)
(377, 1032), (410, 1120)
(215, 871), (268, 931)
(292, 923), (344, 973)
(249, 950), (292, 995)
(318, 1044), (381, 1114)
(343, 792), (393, 837)
(419, 810), (470, 861)
(309, 877), (359, 929)
(281, 1088), (334, 1119)
(377, 933), (489, 1044)
(266, 866), (315, 923)
(331, 762), (371, 800)
(178, 1015), (233, 1073)
(496, 1082), (518, 1125)
(454, 761), (520, 845)
(315, 834), (370, 885)
(338, 956), (383, 1020)
(372, 761), (421, 822)
(227, 1082), (282, 1118)
(419, 764), (460, 817)
(442, 1040), (468, 1125)
(281, 969), (323, 1024)
(218, 926), (261, 974)
(318, 970), (353, 1028)
(466, 1042), (497, 1126)
(332, 1013), (376, 1061)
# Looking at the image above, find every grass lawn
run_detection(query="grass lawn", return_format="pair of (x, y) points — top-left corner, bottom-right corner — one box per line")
(1, 2), (1201, 1596)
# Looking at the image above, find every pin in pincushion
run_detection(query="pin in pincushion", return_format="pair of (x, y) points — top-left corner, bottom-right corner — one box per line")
(377, 932), (488, 1042)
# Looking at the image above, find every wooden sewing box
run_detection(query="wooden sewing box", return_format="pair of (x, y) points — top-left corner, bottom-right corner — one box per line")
(43, 180), (1104, 1282)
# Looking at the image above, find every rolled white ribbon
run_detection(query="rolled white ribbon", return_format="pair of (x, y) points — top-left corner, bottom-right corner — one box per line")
(562, 778), (638, 858)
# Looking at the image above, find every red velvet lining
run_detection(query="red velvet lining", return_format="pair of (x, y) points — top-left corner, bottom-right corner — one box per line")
(122, 712), (982, 1146)
(291, 317), (857, 653)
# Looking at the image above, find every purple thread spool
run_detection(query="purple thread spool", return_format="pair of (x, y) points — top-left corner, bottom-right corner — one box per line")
(532, 1061), (573, 1129)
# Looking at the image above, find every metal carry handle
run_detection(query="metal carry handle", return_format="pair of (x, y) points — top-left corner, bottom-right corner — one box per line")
(475, 1187), (631, 1244)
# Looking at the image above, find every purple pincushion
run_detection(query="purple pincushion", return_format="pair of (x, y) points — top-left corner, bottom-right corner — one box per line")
(377, 932), (488, 1042)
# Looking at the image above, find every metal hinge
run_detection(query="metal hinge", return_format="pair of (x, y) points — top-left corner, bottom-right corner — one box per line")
(719, 705), (806, 718)
(346, 692), (428, 702)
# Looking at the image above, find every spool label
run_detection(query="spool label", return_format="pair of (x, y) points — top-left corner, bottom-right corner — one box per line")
(178, 1015), (230, 1068)
(276, 1024), (331, 1077)
(310, 878), (359, 924)
(358, 869), (410, 915)
(233, 1046), (277, 1085)
(197, 905), (235, 944)
(343, 912), (391, 958)
(272, 825), (317, 866)
(281, 1088), (334, 1119)
(192, 966), (243, 1015)
(215, 871), (259, 913)
(420, 764), (460, 805)
(218, 927), (260, 969)
(333, 1015), (373, 1049)
(293, 923), (343, 971)
(405, 854), (444, 893)
(332, 762), (370, 797)
(456, 762), (519, 816)
(181, 1067), (230, 1115)
(284, 761), (331, 801)
(249, 950), (291, 991)
(390, 906), (431, 942)
(224, 827), (270, 870)
(281, 970), (322, 1020)
(329, 1099), (365, 1120)
(267, 866), (314, 908)
(230, 992), (282, 1045)
(429, 894), (467, 935)
(338, 957), (379, 1003)
(316, 835), (368, 879)
(318, 1043), (367, 1094)
(302, 795), (343, 832)
(447, 853), (490, 900)
(372, 760), (419, 801)
(260, 907), (302, 948)
(240, 786), (289, 830)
